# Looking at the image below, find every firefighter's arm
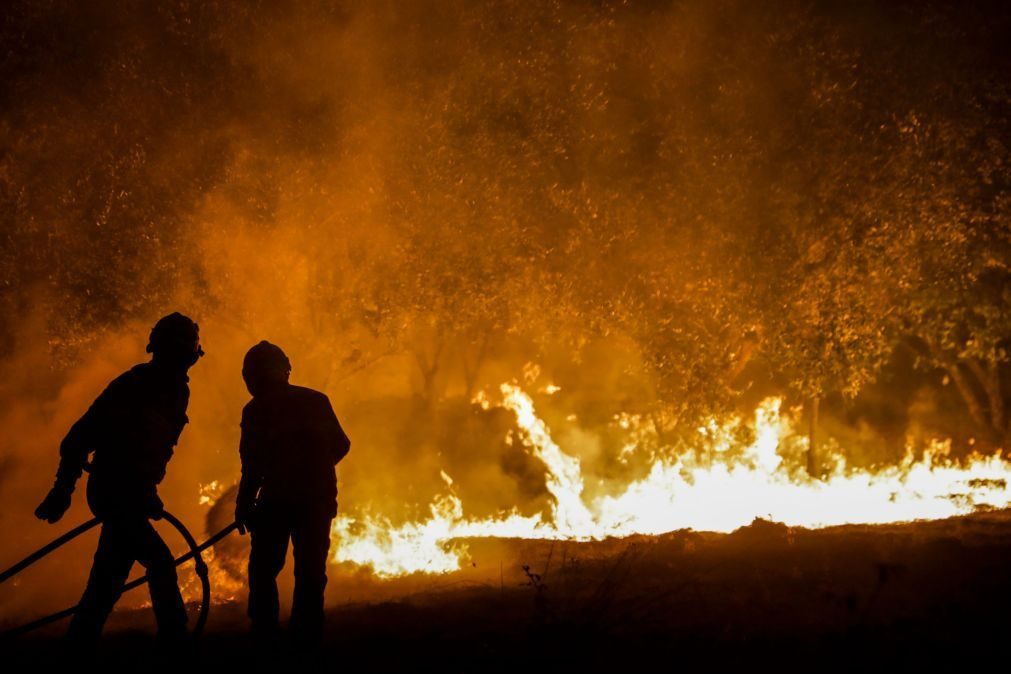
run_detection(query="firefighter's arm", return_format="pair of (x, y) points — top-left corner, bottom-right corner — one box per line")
(235, 406), (263, 534)
(319, 395), (350, 465)
(54, 413), (96, 489)
(36, 378), (123, 523)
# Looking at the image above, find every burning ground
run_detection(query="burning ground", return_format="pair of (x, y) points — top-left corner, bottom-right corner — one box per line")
(7, 511), (1011, 669)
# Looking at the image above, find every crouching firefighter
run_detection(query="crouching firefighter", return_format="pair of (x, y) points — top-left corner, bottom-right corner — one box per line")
(235, 341), (351, 643)
(34, 312), (204, 648)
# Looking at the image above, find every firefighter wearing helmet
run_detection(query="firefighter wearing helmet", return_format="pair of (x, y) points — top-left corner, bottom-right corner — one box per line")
(34, 311), (204, 648)
(235, 340), (350, 643)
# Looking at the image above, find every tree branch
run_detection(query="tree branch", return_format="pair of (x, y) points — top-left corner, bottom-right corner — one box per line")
(966, 358), (1006, 440)
(943, 361), (994, 442)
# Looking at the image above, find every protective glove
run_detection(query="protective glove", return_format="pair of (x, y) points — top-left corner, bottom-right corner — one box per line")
(235, 499), (256, 535)
(35, 484), (73, 523)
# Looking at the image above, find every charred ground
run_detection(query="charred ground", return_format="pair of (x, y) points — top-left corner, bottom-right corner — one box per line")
(7, 510), (1011, 670)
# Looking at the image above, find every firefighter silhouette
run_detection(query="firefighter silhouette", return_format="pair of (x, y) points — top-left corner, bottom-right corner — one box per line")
(235, 341), (350, 642)
(34, 312), (204, 647)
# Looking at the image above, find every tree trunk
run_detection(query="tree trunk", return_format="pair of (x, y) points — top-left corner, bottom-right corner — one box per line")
(907, 336), (1008, 448)
(807, 397), (819, 478)
(943, 361), (999, 445)
(414, 339), (445, 408)
(461, 333), (489, 399)
(967, 358), (1006, 442)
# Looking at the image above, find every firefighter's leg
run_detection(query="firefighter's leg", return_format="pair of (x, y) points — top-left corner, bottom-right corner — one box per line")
(133, 519), (188, 640)
(66, 522), (135, 647)
(289, 510), (333, 641)
(248, 510), (289, 634)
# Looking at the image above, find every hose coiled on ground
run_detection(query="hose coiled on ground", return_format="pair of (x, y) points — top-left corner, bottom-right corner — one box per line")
(0, 513), (238, 640)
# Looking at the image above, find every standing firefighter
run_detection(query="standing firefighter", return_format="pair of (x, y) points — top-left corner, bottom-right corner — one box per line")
(34, 312), (204, 647)
(235, 341), (350, 643)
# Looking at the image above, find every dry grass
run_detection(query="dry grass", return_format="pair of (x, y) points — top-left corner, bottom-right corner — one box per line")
(8, 510), (1011, 670)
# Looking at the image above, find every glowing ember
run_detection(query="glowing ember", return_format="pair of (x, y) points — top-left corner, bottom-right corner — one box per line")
(331, 383), (1011, 578)
(198, 480), (224, 506)
(179, 548), (245, 605)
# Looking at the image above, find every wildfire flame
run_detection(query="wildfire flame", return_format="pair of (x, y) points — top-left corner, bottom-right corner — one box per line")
(330, 383), (1011, 578)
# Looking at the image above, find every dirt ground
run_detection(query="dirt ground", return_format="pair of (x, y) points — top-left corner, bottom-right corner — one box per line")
(6, 510), (1011, 671)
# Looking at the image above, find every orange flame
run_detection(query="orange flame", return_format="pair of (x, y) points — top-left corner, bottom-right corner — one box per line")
(329, 383), (1011, 577)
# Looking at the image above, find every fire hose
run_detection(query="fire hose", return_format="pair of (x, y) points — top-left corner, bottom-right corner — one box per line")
(0, 512), (239, 640)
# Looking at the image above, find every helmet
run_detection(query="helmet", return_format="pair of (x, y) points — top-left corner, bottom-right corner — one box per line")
(242, 340), (291, 393)
(147, 312), (203, 364)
